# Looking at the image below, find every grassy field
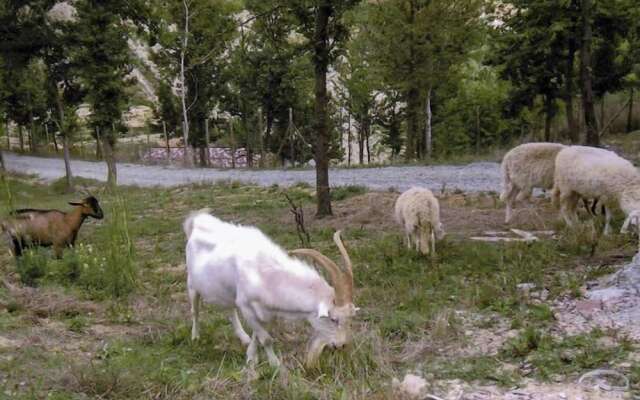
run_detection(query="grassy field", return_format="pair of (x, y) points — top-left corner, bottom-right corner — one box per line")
(0, 174), (638, 399)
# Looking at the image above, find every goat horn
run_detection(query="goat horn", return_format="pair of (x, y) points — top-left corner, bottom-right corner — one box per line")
(333, 230), (353, 303)
(289, 248), (351, 306)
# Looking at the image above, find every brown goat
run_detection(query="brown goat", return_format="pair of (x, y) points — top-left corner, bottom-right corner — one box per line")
(1, 196), (104, 258)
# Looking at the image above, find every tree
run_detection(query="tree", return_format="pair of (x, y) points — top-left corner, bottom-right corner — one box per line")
(288, 0), (359, 217)
(337, 23), (381, 165)
(493, 1), (568, 142)
(580, 0), (598, 146)
(153, 0), (237, 167)
(365, 0), (483, 160)
(73, 0), (144, 187)
(43, 3), (85, 191)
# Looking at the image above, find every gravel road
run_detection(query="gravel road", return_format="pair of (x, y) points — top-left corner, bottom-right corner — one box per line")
(4, 152), (502, 193)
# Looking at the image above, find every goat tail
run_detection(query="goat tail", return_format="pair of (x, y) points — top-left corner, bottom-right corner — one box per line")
(183, 208), (213, 239)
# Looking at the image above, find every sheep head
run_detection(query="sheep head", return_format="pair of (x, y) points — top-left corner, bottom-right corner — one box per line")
(289, 230), (357, 367)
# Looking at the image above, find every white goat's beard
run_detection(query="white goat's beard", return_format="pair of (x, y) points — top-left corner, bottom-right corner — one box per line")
(306, 336), (329, 366)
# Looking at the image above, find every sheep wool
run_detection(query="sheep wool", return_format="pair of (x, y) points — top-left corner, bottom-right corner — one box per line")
(500, 142), (566, 223)
(553, 145), (640, 233)
(394, 187), (444, 256)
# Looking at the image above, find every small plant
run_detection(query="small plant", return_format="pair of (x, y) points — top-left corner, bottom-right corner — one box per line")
(15, 249), (48, 286)
(331, 185), (367, 201)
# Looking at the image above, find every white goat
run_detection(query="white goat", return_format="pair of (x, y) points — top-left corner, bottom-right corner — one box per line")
(500, 142), (566, 223)
(552, 145), (640, 234)
(184, 210), (357, 368)
(394, 187), (445, 256)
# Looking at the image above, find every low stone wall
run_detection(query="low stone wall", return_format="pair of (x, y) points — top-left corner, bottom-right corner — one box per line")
(141, 147), (256, 168)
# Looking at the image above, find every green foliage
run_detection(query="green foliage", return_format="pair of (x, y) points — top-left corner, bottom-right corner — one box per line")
(330, 185), (367, 201)
(15, 249), (48, 286)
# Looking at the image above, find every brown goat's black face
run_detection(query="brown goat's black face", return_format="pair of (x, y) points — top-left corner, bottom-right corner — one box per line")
(69, 196), (104, 219)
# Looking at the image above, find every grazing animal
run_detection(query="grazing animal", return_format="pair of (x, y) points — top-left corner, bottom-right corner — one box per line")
(1, 196), (104, 257)
(499, 142), (566, 223)
(184, 210), (357, 368)
(552, 145), (640, 234)
(394, 187), (445, 256)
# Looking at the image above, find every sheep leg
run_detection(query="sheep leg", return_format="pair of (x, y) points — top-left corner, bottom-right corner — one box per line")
(504, 187), (519, 224)
(560, 191), (579, 226)
(405, 230), (412, 250)
(230, 309), (251, 345)
(188, 287), (200, 340)
(603, 205), (613, 235)
(430, 228), (436, 256)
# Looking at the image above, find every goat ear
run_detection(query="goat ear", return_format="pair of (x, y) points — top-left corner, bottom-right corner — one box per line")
(317, 302), (330, 318)
(68, 202), (83, 206)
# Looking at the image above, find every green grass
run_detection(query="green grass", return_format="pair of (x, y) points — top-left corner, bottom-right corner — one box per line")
(0, 173), (638, 398)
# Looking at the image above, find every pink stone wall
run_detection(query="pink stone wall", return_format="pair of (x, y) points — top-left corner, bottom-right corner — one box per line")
(141, 147), (257, 168)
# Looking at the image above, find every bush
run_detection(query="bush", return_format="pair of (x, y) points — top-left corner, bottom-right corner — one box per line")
(331, 185), (368, 201)
(15, 249), (48, 286)
(44, 194), (137, 299)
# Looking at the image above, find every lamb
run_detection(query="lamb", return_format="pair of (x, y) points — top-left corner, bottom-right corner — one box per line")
(1, 196), (104, 258)
(552, 145), (640, 234)
(184, 210), (357, 368)
(394, 187), (445, 256)
(499, 142), (566, 223)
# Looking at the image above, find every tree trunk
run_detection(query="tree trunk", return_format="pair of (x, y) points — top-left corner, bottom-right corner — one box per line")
(51, 128), (60, 153)
(180, 0), (192, 167)
(544, 96), (553, 142)
(405, 87), (420, 160)
(62, 134), (73, 191)
(18, 125), (24, 152)
(358, 117), (364, 165)
(29, 120), (36, 153)
(5, 121), (10, 150)
(198, 145), (207, 167)
(204, 118), (210, 167)
(599, 94), (606, 136)
(347, 112), (352, 167)
(365, 117), (371, 164)
(580, 0), (599, 146)
(425, 88), (432, 159)
(102, 135), (117, 188)
(258, 107), (265, 168)
(163, 121), (170, 161)
(230, 120), (236, 169)
(627, 88), (635, 133)
(95, 127), (103, 160)
(56, 90), (73, 192)
(564, 29), (578, 143)
(288, 107), (294, 167)
(313, 2), (332, 217)
(475, 106), (481, 154)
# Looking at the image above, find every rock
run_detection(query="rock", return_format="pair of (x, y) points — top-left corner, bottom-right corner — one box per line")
(517, 283), (536, 294)
(0, 336), (21, 349)
(392, 374), (428, 399)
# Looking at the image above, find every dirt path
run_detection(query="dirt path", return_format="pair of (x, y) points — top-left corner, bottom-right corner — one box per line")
(4, 152), (502, 192)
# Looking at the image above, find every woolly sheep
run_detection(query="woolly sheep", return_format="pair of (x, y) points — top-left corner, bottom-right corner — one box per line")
(500, 142), (566, 223)
(394, 187), (445, 256)
(552, 145), (640, 234)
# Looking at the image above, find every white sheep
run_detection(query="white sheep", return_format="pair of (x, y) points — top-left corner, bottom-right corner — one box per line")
(500, 142), (566, 223)
(552, 145), (640, 234)
(184, 210), (357, 368)
(394, 187), (445, 256)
